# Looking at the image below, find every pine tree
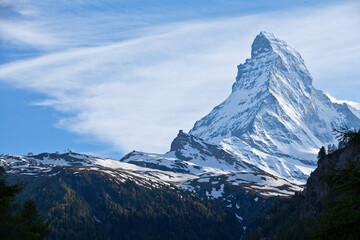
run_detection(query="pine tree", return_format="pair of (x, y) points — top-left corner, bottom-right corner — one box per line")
(333, 127), (360, 147)
(0, 167), (23, 239)
(19, 200), (50, 239)
(317, 146), (326, 160)
(0, 167), (50, 240)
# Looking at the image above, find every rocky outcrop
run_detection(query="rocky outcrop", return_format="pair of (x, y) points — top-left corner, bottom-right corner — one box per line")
(170, 130), (238, 166)
(301, 144), (360, 217)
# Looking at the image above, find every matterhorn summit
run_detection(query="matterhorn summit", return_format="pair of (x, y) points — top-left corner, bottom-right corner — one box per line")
(190, 31), (360, 182)
(120, 32), (360, 184)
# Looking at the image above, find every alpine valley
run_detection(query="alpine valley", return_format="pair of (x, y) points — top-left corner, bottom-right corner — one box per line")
(2, 32), (360, 239)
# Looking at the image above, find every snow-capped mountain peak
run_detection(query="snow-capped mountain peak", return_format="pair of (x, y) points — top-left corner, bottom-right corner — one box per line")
(118, 32), (360, 184)
(251, 32), (303, 61)
(251, 31), (290, 57)
(234, 31), (311, 93)
(190, 31), (360, 182)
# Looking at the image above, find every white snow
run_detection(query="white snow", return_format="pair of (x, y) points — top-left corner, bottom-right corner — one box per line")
(210, 184), (224, 198)
(197, 177), (210, 183)
(235, 213), (243, 221)
(93, 215), (101, 223)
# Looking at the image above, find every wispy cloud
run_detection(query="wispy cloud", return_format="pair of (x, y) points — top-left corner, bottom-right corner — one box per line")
(0, 2), (359, 153)
(0, 0), (160, 50)
(0, 19), (62, 48)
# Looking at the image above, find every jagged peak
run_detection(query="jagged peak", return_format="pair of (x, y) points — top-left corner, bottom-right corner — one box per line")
(232, 31), (312, 93)
(170, 130), (191, 151)
(258, 31), (275, 39)
(251, 31), (300, 60)
(251, 31), (277, 57)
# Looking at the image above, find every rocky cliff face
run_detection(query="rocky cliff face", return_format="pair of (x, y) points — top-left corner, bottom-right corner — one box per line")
(301, 143), (360, 217)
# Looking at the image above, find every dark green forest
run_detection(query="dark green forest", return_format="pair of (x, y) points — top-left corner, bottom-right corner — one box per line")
(6, 167), (243, 240)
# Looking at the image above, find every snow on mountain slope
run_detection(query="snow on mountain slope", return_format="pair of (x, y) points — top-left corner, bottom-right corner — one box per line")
(1, 150), (299, 197)
(0, 152), (197, 186)
(181, 172), (303, 198)
(190, 32), (360, 183)
(119, 129), (304, 197)
(326, 94), (360, 119)
(121, 130), (263, 175)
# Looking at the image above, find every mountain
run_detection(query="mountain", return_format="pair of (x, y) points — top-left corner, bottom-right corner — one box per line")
(120, 32), (360, 184)
(121, 129), (303, 195)
(190, 31), (360, 182)
(1, 150), (300, 202)
(0, 151), (197, 186)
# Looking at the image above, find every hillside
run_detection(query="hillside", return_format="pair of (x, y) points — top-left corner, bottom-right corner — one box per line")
(244, 129), (360, 239)
(6, 166), (243, 240)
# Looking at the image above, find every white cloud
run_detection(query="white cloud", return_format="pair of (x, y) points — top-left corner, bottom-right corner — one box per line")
(326, 93), (360, 112)
(0, 1), (154, 50)
(0, 2), (359, 153)
(0, 20), (62, 48)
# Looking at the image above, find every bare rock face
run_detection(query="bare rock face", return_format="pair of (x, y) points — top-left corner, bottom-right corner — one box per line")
(170, 130), (238, 165)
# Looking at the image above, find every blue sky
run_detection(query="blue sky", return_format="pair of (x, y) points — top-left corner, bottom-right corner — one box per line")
(0, 0), (359, 158)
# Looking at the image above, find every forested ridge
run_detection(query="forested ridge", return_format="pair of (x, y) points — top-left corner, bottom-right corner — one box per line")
(244, 129), (360, 240)
(7, 167), (243, 240)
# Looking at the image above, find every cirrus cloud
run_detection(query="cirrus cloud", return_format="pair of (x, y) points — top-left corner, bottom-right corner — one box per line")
(0, 2), (359, 153)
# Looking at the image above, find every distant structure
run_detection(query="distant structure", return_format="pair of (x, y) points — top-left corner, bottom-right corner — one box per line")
(27, 152), (33, 156)
(56, 151), (60, 155)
